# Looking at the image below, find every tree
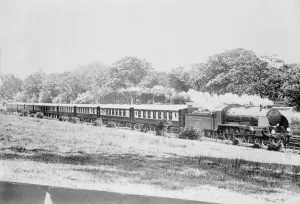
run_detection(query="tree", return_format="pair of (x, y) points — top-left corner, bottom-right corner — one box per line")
(168, 66), (190, 92)
(38, 73), (63, 103)
(107, 56), (153, 89)
(73, 91), (95, 104)
(0, 74), (23, 101)
(190, 48), (271, 95)
(188, 63), (209, 91)
(22, 71), (46, 100)
(139, 70), (169, 88)
(13, 91), (27, 102)
(279, 64), (300, 110)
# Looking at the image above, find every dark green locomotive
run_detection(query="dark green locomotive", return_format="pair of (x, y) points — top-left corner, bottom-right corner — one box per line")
(185, 104), (290, 144)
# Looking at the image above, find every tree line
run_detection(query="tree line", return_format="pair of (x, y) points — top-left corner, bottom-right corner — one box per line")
(1, 48), (299, 110)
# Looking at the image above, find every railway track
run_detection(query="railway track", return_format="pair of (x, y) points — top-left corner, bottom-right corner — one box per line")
(203, 131), (300, 153)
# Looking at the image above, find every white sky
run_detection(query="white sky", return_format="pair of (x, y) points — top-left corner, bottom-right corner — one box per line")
(1, 0), (300, 78)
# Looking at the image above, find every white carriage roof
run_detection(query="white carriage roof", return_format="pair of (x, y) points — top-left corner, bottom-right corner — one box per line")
(8, 102), (187, 111)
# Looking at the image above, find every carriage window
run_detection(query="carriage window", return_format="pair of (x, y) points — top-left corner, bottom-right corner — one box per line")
(158, 111), (161, 119)
(119, 110), (122, 116)
(123, 110), (126, 116)
(143, 111), (146, 118)
(169, 112), (173, 120)
(138, 111), (141, 118)
(135, 111), (138, 117)
(148, 111), (151, 118)
(164, 112), (168, 120)
(116, 109), (119, 116)
(153, 111), (157, 119)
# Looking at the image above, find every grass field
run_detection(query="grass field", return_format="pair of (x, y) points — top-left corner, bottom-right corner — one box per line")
(1, 113), (300, 204)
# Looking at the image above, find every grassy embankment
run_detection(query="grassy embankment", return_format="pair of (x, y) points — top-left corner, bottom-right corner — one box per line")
(0, 113), (300, 204)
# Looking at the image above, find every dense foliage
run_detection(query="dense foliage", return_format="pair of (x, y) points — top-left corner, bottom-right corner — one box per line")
(1, 49), (299, 109)
(178, 127), (202, 140)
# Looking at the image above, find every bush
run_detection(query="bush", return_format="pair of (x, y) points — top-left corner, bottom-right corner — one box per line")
(140, 124), (149, 133)
(36, 112), (44, 119)
(106, 121), (116, 128)
(94, 118), (103, 126)
(290, 117), (300, 135)
(59, 116), (69, 121)
(21, 109), (30, 117)
(68, 117), (80, 124)
(29, 113), (36, 117)
(178, 127), (202, 140)
(155, 119), (172, 136)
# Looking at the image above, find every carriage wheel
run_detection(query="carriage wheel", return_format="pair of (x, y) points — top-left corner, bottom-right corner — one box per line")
(213, 132), (218, 139)
(221, 131), (226, 140)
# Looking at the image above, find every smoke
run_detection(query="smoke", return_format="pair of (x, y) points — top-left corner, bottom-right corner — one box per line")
(187, 89), (274, 110)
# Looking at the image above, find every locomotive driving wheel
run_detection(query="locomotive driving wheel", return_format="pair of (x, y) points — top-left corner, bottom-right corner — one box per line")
(248, 136), (254, 143)
(241, 135), (248, 143)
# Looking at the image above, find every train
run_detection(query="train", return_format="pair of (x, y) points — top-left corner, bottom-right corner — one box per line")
(5, 102), (291, 144)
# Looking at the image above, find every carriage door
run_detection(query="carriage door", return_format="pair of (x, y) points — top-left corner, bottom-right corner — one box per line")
(97, 107), (100, 118)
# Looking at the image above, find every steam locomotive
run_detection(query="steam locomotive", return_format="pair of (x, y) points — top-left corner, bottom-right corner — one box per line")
(5, 102), (291, 144)
(185, 104), (290, 144)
